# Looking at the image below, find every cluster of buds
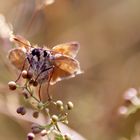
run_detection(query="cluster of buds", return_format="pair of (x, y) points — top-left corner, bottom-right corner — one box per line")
(8, 70), (73, 140)
(26, 99), (74, 140)
(118, 88), (140, 116)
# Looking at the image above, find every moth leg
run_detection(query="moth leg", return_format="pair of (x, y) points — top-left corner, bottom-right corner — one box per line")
(35, 66), (53, 82)
(38, 84), (42, 101)
(36, 66), (54, 101)
(46, 66), (55, 101)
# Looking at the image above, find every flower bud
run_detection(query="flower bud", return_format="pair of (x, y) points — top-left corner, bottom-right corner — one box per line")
(8, 81), (17, 90)
(33, 81), (38, 87)
(32, 111), (39, 118)
(27, 71), (33, 79)
(41, 129), (47, 136)
(37, 102), (44, 110)
(29, 79), (34, 85)
(27, 133), (35, 140)
(64, 134), (71, 140)
(52, 115), (58, 122)
(21, 70), (28, 79)
(62, 120), (69, 125)
(22, 70), (33, 79)
(66, 101), (74, 110)
(21, 90), (29, 99)
(56, 100), (63, 108)
(31, 123), (42, 134)
(16, 106), (26, 115)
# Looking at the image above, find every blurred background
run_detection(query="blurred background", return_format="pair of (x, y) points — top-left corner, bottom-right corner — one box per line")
(1, 0), (140, 140)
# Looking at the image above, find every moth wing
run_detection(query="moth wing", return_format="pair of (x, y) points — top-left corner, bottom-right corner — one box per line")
(8, 48), (29, 70)
(10, 34), (31, 51)
(50, 55), (82, 85)
(52, 42), (80, 58)
(50, 67), (74, 85)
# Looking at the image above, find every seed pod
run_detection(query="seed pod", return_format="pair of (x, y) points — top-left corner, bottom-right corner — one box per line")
(8, 81), (17, 90)
(27, 133), (35, 140)
(66, 101), (74, 110)
(16, 106), (26, 115)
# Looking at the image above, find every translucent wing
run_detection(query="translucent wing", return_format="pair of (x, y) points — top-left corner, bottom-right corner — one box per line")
(52, 42), (80, 58)
(10, 34), (31, 51)
(51, 55), (82, 84)
(8, 48), (29, 70)
(51, 67), (74, 85)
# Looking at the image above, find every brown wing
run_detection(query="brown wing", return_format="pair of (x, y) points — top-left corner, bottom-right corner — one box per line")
(8, 48), (29, 70)
(10, 34), (31, 51)
(52, 42), (80, 58)
(50, 55), (82, 85)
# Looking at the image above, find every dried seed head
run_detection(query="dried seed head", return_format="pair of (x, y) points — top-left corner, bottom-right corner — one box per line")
(32, 111), (39, 118)
(51, 115), (59, 122)
(16, 106), (26, 115)
(8, 81), (17, 90)
(27, 133), (35, 140)
(66, 101), (74, 110)
(41, 129), (47, 136)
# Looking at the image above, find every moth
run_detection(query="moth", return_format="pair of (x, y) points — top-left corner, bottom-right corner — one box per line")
(8, 35), (82, 99)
